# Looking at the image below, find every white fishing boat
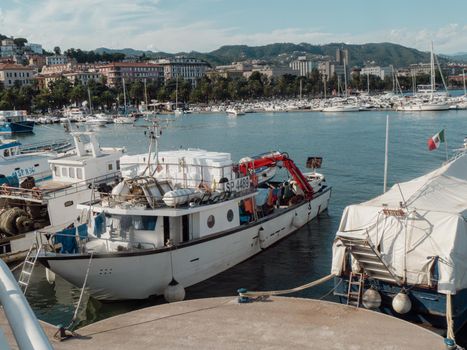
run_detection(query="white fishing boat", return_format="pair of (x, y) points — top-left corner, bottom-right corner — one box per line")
(0, 139), (67, 183)
(0, 132), (124, 263)
(37, 122), (331, 301)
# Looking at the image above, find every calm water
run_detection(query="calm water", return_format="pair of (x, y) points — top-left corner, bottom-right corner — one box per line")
(13, 108), (467, 339)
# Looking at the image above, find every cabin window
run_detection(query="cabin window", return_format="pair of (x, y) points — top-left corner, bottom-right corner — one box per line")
(53, 166), (59, 176)
(207, 215), (215, 228)
(116, 160), (120, 170)
(3, 149), (9, 157)
(69, 167), (75, 178)
(76, 168), (83, 179)
(108, 163), (113, 171)
(132, 216), (157, 230)
(61, 167), (68, 177)
(227, 209), (234, 222)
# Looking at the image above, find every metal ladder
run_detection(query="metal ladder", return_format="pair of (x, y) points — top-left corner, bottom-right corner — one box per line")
(18, 243), (41, 294)
(346, 272), (364, 307)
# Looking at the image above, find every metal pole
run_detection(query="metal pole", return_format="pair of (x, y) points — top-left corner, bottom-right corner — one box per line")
(0, 260), (53, 350)
(383, 115), (389, 193)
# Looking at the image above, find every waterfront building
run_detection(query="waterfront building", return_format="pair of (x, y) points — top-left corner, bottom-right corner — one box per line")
(289, 56), (314, 77)
(45, 55), (68, 65)
(336, 48), (349, 65)
(63, 71), (102, 85)
(0, 63), (35, 88)
(360, 66), (392, 80)
(0, 42), (16, 58)
(26, 54), (47, 70)
(246, 65), (298, 78)
(98, 62), (164, 87)
(318, 61), (335, 81)
(151, 56), (209, 87)
(25, 43), (43, 55)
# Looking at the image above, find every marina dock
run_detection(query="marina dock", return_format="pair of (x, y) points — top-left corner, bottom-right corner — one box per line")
(2, 297), (445, 349)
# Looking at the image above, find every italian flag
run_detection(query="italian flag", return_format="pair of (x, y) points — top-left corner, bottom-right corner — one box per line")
(427, 129), (445, 151)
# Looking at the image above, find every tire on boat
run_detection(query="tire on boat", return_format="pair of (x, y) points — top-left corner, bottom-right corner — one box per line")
(0, 208), (29, 236)
(16, 215), (34, 233)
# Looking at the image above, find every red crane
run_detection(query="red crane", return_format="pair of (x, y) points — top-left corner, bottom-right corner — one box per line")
(238, 152), (314, 199)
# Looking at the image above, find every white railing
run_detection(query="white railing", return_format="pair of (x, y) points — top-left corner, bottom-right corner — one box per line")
(0, 259), (53, 350)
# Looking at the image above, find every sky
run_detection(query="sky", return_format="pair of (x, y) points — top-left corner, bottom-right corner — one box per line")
(0, 0), (466, 54)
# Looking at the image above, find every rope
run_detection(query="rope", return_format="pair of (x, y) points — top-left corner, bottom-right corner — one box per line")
(239, 274), (335, 298)
(66, 252), (93, 330)
(446, 293), (456, 342)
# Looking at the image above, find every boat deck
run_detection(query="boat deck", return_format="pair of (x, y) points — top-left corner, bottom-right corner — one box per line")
(1, 297), (446, 349)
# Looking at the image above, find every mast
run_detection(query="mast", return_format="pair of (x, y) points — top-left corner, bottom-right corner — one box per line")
(430, 41), (435, 100)
(175, 75), (178, 110)
(343, 57), (348, 98)
(464, 68), (466, 96)
(383, 115), (389, 193)
(367, 72), (370, 95)
(122, 78), (127, 115)
(87, 87), (93, 115)
(144, 78), (148, 108)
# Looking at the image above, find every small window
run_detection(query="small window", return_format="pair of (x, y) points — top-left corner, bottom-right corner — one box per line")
(116, 160), (120, 170)
(61, 167), (68, 177)
(53, 166), (59, 176)
(108, 163), (113, 171)
(207, 215), (215, 228)
(76, 168), (83, 179)
(69, 167), (75, 178)
(227, 209), (234, 222)
(3, 149), (10, 157)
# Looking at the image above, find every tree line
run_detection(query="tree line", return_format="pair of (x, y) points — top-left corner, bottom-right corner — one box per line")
(0, 69), (458, 113)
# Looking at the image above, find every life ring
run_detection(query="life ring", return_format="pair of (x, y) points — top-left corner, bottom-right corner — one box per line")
(31, 187), (42, 199)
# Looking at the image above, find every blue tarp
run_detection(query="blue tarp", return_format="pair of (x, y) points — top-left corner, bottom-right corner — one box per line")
(77, 223), (88, 240)
(54, 227), (78, 254)
(93, 213), (105, 238)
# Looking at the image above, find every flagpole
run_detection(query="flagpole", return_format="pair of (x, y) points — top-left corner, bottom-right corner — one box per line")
(383, 115), (389, 193)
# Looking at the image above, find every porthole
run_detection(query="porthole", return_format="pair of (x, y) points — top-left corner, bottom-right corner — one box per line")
(227, 209), (234, 222)
(207, 215), (215, 228)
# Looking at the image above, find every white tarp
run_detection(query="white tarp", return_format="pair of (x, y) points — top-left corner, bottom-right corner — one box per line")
(331, 152), (467, 294)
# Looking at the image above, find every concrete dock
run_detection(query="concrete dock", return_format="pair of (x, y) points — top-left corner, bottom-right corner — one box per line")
(2, 297), (446, 349)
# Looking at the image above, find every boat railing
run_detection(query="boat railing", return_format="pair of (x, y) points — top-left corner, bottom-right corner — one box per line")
(0, 259), (53, 349)
(0, 172), (121, 201)
(19, 138), (73, 154)
(37, 230), (157, 254)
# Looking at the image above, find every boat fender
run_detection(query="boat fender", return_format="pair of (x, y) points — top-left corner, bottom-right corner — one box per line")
(45, 268), (56, 284)
(164, 278), (185, 303)
(291, 213), (306, 228)
(362, 288), (382, 309)
(392, 291), (412, 314)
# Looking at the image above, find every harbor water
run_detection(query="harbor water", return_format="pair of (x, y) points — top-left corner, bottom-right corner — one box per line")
(11, 108), (467, 341)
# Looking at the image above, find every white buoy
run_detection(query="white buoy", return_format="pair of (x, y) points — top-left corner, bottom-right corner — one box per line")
(164, 278), (185, 303)
(392, 291), (412, 314)
(45, 268), (55, 284)
(291, 213), (306, 228)
(362, 288), (382, 309)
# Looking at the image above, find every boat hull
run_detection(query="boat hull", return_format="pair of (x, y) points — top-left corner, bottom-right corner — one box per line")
(0, 121), (34, 134)
(334, 275), (467, 333)
(40, 188), (331, 300)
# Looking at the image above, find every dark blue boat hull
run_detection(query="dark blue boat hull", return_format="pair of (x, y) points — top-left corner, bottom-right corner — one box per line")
(0, 121), (34, 133)
(334, 275), (467, 333)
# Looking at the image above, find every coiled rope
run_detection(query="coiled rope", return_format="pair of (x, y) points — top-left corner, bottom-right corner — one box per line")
(238, 273), (335, 298)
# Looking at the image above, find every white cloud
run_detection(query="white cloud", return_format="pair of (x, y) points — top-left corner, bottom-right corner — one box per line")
(0, 1), (465, 54)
